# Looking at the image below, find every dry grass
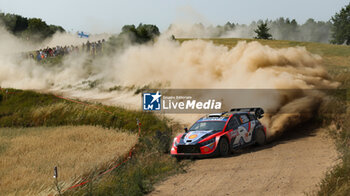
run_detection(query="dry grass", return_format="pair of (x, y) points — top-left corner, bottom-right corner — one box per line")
(0, 126), (138, 195)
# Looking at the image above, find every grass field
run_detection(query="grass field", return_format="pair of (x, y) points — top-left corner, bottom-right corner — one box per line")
(0, 126), (137, 195)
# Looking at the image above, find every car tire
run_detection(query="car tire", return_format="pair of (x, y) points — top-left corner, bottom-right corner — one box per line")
(254, 128), (266, 146)
(219, 138), (230, 157)
(175, 156), (183, 161)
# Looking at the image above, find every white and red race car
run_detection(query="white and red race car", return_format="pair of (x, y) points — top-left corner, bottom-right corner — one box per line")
(171, 108), (266, 158)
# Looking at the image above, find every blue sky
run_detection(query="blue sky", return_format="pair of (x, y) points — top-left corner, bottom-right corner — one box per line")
(0, 0), (348, 33)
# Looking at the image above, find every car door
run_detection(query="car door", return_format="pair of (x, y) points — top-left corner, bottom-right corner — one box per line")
(226, 116), (241, 149)
(248, 114), (257, 137)
(237, 114), (253, 144)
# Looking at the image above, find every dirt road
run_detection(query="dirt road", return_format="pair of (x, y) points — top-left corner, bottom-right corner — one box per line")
(150, 125), (337, 196)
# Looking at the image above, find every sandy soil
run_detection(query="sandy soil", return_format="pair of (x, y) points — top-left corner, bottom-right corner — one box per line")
(150, 125), (338, 196)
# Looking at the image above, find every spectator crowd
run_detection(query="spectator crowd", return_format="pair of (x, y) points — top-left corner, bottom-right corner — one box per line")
(29, 39), (106, 61)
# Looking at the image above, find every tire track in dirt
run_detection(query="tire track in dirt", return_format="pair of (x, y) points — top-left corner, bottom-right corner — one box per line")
(150, 125), (337, 196)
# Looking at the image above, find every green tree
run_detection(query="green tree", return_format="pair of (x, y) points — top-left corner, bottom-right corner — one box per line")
(0, 12), (64, 41)
(136, 24), (160, 42)
(48, 24), (64, 35)
(0, 13), (17, 32)
(13, 15), (29, 33)
(254, 22), (272, 40)
(331, 2), (350, 44)
(27, 18), (49, 36)
(224, 21), (235, 31)
(105, 24), (160, 53)
(22, 18), (64, 40)
(119, 23), (159, 44)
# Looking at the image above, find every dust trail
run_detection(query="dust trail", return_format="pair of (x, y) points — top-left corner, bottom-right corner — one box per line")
(0, 28), (338, 138)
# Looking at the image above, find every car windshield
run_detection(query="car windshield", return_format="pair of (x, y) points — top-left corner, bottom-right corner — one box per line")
(189, 121), (226, 131)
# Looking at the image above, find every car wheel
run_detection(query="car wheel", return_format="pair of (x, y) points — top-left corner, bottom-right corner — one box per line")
(219, 138), (230, 157)
(254, 129), (266, 146)
(175, 156), (183, 161)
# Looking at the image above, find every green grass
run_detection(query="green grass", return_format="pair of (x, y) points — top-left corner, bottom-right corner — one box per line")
(0, 89), (166, 133)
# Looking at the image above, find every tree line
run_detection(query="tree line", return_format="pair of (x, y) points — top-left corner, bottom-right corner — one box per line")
(241, 2), (350, 44)
(175, 18), (332, 43)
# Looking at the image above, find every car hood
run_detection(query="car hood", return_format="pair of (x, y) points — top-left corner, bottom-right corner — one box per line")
(180, 130), (218, 145)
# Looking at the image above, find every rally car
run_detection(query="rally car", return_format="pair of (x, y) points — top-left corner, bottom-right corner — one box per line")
(171, 108), (266, 158)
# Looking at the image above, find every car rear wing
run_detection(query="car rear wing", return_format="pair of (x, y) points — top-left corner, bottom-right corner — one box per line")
(230, 107), (264, 119)
(208, 112), (228, 118)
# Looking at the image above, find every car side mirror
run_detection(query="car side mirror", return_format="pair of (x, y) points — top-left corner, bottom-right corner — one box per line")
(184, 127), (188, 133)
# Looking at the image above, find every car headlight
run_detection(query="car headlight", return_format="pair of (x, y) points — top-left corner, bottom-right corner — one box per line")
(173, 137), (179, 147)
(199, 138), (215, 146)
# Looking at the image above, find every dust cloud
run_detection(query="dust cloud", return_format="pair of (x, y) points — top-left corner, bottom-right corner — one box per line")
(0, 27), (338, 138)
(167, 21), (332, 43)
(40, 32), (111, 48)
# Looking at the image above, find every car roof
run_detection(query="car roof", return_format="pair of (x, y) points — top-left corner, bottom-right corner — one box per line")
(196, 108), (264, 122)
(197, 117), (229, 122)
(197, 111), (257, 122)
(197, 112), (240, 122)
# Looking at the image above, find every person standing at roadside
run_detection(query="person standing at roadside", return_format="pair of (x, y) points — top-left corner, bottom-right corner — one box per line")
(86, 41), (91, 53)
